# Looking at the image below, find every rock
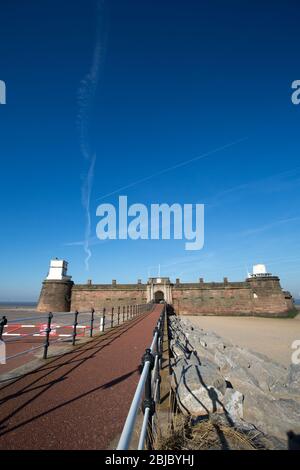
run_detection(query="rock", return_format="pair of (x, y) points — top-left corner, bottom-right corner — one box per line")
(172, 357), (227, 417)
(171, 350), (200, 369)
(227, 377), (300, 441)
(223, 389), (244, 423)
(215, 346), (286, 392)
(170, 337), (191, 360)
(198, 332), (231, 351)
(224, 365), (263, 390)
(287, 364), (300, 393)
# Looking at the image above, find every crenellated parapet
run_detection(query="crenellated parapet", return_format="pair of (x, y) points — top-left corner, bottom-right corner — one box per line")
(36, 260), (295, 316)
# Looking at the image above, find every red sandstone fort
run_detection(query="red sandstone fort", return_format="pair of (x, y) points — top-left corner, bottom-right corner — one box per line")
(37, 260), (294, 316)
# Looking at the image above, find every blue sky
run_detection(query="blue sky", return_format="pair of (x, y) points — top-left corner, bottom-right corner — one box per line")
(0, 0), (300, 301)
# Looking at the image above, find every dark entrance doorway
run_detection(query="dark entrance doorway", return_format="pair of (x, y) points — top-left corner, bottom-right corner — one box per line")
(154, 290), (164, 303)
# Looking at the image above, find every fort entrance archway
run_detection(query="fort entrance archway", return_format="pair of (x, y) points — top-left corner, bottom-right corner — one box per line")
(147, 277), (172, 304)
(154, 290), (164, 303)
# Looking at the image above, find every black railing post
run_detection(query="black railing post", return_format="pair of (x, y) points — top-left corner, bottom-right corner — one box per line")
(90, 308), (95, 337)
(127, 306), (129, 320)
(142, 348), (155, 403)
(0, 315), (7, 340)
(123, 306), (125, 323)
(72, 310), (79, 346)
(43, 312), (53, 359)
(111, 307), (114, 328)
(117, 306), (120, 325)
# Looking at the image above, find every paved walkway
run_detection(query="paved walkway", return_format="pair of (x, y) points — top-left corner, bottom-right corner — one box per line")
(0, 305), (162, 449)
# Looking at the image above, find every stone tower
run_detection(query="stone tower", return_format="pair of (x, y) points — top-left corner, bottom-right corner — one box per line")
(37, 259), (74, 312)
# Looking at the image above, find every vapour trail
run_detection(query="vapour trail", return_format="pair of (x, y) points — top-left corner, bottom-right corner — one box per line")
(77, 1), (107, 270)
(82, 154), (96, 270)
(65, 138), (247, 250)
(95, 137), (248, 202)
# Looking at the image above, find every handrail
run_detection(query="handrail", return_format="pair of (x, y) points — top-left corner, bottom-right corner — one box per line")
(117, 303), (166, 450)
(117, 360), (152, 450)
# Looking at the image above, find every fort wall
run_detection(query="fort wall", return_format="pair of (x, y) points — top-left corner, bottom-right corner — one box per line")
(70, 284), (147, 311)
(36, 260), (294, 316)
(172, 277), (290, 316)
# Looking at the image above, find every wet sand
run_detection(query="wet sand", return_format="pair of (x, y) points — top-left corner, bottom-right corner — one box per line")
(184, 315), (300, 367)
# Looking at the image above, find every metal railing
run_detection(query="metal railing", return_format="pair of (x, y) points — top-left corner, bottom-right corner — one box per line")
(0, 303), (153, 363)
(117, 303), (166, 450)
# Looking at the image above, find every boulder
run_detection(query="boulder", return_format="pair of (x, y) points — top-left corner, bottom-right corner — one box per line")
(286, 364), (300, 393)
(170, 337), (192, 361)
(223, 388), (244, 423)
(172, 357), (227, 417)
(198, 332), (231, 351)
(215, 346), (286, 392)
(225, 376), (300, 441)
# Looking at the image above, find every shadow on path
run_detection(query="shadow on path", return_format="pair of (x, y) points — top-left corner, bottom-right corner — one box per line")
(0, 312), (152, 436)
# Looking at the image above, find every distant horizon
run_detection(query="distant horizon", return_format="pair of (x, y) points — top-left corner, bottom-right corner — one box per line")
(0, 295), (299, 307)
(0, 301), (38, 306)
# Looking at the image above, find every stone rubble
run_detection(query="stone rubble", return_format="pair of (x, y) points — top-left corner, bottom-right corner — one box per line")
(169, 316), (300, 445)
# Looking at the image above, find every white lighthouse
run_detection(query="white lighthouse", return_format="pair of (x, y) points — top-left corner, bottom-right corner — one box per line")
(248, 264), (271, 278)
(46, 259), (72, 281)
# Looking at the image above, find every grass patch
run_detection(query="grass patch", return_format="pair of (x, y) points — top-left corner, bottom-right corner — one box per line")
(284, 308), (299, 319)
(154, 415), (264, 451)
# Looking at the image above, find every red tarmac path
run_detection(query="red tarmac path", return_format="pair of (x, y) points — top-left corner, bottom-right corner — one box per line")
(0, 305), (162, 449)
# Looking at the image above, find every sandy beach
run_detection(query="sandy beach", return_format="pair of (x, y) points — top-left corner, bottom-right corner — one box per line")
(184, 315), (300, 367)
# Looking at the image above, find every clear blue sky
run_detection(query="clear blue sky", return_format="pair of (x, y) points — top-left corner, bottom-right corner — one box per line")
(0, 0), (300, 301)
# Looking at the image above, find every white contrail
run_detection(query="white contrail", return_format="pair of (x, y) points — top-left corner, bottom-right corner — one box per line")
(82, 154), (96, 270)
(77, 1), (107, 270)
(95, 137), (248, 202)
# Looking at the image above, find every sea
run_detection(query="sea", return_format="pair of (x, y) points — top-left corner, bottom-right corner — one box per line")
(0, 302), (37, 308)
